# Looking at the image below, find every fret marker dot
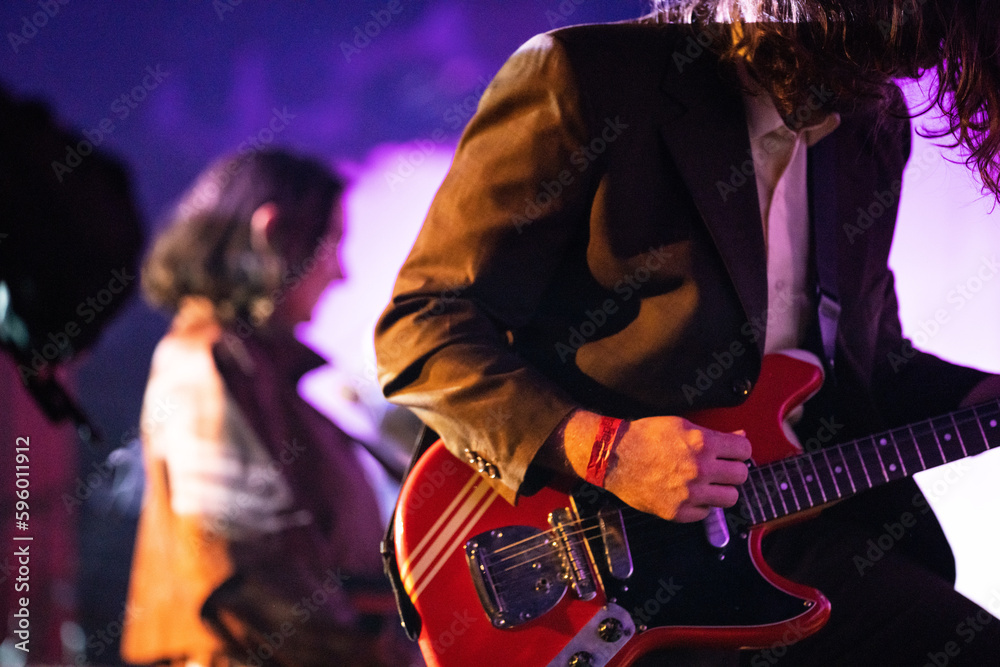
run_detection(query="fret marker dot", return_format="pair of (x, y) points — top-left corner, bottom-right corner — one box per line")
(889, 463), (897, 472)
(879, 438), (887, 446)
(944, 433), (952, 441)
(780, 483), (788, 491)
(991, 420), (997, 428)
(835, 466), (843, 473)
(806, 474), (814, 482)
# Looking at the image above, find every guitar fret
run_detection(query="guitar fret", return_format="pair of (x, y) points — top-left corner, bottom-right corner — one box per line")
(757, 465), (782, 519)
(911, 420), (945, 469)
(771, 464), (792, 515)
(805, 453), (829, 504)
(907, 424), (927, 471)
(759, 465), (774, 516)
(973, 409), (991, 455)
(949, 414), (970, 458)
(866, 436), (891, 483)
(750, 467), (770, 519)
(739, 488), (758, 525)
(757, 466), (778, 520)
(779, 460), (802, 511)
(793, 458), (815, 507)
(930, 417), (949, 463)
(932, 416), (965, 463)
(797, 453), (826, 506)
(973, 403), (1000, 452)
(953, 410), (988, 457)
(872, 434), (906, 482)
(833, 445), (857, 494)
(841, 447), (857, 494)
(820, 449), (842, 498)
(891, 426), (924, 474)
(746, 470), (767, 523)
(852, 441), (874, 489)
(888, 431), (907, 477)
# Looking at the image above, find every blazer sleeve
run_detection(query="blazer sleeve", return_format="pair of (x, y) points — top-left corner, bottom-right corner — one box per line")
(870, 269), (989, 426)
(375, 33), (604, 502)
(861, 101), (989, 423)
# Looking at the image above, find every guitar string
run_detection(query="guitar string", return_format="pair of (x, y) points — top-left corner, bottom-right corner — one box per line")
(483, 469), (801, 561)
(486, 405), (999, 574)
(489, 409), (1000, 588)
(488, 509), (723, 573)
(487, 512), (638, 566)
(486, 418), (993, 578)
(487, 510), (666, 570)
(739, 404), (1000, 519)
(484, 497), (721, 562)
(489, 521), (716, 582)
(473, 403), (1000, 573)
(483, 505), (652, 559)
(483, 461), (817, 565)
(489, 394), (1000, 568)
(490, 524), (708, 580)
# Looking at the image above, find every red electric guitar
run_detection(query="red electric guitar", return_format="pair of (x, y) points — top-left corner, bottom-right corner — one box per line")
(393, 351), (1000, 666)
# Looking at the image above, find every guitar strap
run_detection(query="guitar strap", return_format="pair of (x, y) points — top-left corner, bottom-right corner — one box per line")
(809, 134), (840, 374)
(380, 424), (438, 639)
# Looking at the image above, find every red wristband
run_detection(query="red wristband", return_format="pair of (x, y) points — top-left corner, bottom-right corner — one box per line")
(585, 416), (623, 487)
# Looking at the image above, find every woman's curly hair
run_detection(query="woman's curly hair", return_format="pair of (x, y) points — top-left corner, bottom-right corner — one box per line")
(655, 0), (1000, 199)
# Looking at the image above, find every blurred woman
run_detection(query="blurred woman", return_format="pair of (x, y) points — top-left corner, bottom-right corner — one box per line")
(123, 149), (416, 666)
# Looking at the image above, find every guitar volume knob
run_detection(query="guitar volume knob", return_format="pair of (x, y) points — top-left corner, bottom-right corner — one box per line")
(732, 377), (753, 396)
(597, 617), (624, 643)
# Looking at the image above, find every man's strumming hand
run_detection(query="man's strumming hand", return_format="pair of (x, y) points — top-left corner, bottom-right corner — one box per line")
(546, 410), (752, 523)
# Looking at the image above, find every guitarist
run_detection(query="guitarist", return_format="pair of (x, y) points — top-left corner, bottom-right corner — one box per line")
(375, 1), (1000, 663)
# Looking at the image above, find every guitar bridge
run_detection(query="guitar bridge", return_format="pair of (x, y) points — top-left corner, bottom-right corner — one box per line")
(465, 525), (568, 628)
(463, 502), (622, 629)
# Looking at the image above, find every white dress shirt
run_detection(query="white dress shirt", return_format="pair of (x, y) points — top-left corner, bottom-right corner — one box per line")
(740, 73), (841, 353)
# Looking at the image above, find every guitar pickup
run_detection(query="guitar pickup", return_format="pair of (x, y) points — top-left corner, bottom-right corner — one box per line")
(569, 486), (634, 582)
(598, 507), (633, 579)
(549, 507), (598, 600)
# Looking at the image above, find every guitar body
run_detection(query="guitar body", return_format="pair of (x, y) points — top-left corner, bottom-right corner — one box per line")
(395, 353), (832, 666)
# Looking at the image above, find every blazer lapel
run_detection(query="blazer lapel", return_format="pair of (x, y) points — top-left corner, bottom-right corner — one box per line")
(657, 54), (768, 354)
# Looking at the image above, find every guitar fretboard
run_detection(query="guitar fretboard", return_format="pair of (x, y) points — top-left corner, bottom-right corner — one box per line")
(740, 400), (1000, 525)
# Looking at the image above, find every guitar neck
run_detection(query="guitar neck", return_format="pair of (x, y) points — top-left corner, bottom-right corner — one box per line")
(742, 400), (1000, 525)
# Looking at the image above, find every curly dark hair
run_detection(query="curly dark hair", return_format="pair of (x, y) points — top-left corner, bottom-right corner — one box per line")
(143, 149), (344, 322)
(655, 0), (1000, 199)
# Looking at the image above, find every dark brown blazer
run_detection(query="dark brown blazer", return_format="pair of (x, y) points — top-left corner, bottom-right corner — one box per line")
(375, 20), (986, 504)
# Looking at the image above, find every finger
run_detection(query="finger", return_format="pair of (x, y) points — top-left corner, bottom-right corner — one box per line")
(706, 458), (750, 486)
(712, 432), (753, 461)
(688, 483), (739, 509)
(673, 505), (711, 523)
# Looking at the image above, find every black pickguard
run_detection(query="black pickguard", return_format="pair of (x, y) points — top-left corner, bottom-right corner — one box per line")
(571, 485), (810, 630)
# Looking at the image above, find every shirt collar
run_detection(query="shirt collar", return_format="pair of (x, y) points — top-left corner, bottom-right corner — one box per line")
(738, 62), (841, 146)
